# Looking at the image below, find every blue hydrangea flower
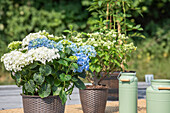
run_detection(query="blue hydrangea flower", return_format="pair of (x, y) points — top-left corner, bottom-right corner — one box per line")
(28, 38), (64, 51)
(55, 42), (64, 51)
(78, 45), (97, 57)
(28, 38), (96, 74)
(57, 39), (80, 53)
(66, 43), (78, 53)
(73, 53), (90, 73)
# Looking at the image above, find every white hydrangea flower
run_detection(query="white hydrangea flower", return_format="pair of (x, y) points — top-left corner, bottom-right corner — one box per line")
(48, 34), (54, 38)
(93, 44), (98, 47)
(1, 47), (60, 72)
(112, 34), (117, 37)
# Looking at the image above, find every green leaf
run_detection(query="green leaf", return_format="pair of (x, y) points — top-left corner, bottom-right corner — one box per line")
(74, 78), (86, 90)
(69, 25), (73, 30)
(89, 65), (95, 72)
(59, 73), (72, 81)
(64, 58), (71, 61)
(79, 71), (86, 78)
(38, 83), (51, 98)
(46, 76), (54, 85)
(123, 63), (128, 69)
(98, 52), (104, 57)
(15, 72), (21, 85)
(39, 65), (52, 76)
(60, 52), (66, 58)
(95, 65), (101, 73)
(29, 62), (39, 69)
(72, 63), (78, 69)
(98, 1), (103, 7)
(66, 85), (74, 95)
(136, 24), (141, 28)
(22, 69), (29, 76)
(105, 55), (109, 60)
(81, 32), (87, 35)
(138, 28), (143, 31)
(64, 29), (72, 33)
(52, 60), (59, 71)
(72, 77), (78, 82)
(10, 72), (15, 80)
(104, 60), (109, 66)
(91, 58), (98, 63)
(52, 86), (62, 96)
(127, 24), (133, 28)
(54, 79), (62, 87)
(114, 60), (121, 67)
(33, 73), (45, 85)
(51, 70), (57, 78)
(24, 80), (35, 94)
(70, 63), (78, 71)
(59, 90), (67, 105)
(129, 32), (146, 38)
(57, 60), (68, 66)
(65, 48), (71, 54)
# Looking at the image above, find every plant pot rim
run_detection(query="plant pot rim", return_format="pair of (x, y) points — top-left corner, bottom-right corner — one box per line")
(122, 71), (136, 73)
(80, 85), (108, 90)
(21, 94), (58, 98)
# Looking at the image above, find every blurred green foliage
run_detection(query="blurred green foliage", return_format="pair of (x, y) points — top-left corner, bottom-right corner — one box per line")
(128, 0), (170, 80)
(129, 18), (170, 80)
(132, 0), (170, 37)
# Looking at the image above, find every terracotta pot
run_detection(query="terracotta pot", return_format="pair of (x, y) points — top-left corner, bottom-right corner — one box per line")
(21, 95), (65, 113)
(79, 87), (108, 113)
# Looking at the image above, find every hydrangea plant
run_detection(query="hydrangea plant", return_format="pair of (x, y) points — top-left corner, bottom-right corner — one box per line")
(1, 30), (96, 104)
(65, 29), (136, 85)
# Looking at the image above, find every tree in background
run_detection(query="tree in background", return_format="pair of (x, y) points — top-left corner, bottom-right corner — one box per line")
(86, 0), (170, 80)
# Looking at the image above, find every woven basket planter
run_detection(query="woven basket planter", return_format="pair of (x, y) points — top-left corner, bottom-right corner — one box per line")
(22, 95), (65, 113)
(100, 72), (120, 100)
(79, 87), (108, 113)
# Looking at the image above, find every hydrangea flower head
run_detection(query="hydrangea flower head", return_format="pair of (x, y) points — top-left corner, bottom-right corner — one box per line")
(73, 53), (90, 73)
(1, 47), (60, 72)
(67, 43), (78, 53)
(22, 32), (47, 47)
(78, 45), (97, 57)
(28, 38), (60, 50)
(57, 39), (78, 52)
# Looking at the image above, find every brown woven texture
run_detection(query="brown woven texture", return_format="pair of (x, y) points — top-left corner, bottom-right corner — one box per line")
(22, 95), (65, 113)
(100, 72), (119, 100)
(79, 88), (108, 113)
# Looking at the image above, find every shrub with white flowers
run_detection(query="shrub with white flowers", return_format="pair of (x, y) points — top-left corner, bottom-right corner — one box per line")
(65, 29), (136, 85)
(1, 30), (96, 104)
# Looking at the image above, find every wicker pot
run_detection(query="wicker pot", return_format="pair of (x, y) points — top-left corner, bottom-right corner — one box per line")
(79, 87), (108, 113)
(100, 72), (120, 100)
(21, 95), (65, 113)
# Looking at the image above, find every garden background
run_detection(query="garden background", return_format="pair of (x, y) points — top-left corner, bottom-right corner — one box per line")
(0, 0), (170, 84)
